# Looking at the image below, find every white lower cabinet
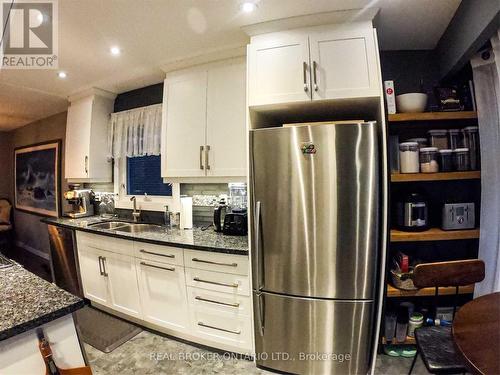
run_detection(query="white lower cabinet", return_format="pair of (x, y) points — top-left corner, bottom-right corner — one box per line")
(76, 232), (252, 354)
(136, 258), (189, 332)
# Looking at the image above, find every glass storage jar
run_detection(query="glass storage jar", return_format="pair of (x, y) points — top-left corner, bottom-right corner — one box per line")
(463, 126), (480, 170)
(438, 149), (454, 172)
(428, 129), (449, 150)
(453, 148), (470, 171)
(419, 147), (439, 173)
(448, 129), (462, 150)
(399, 142), (420, 173)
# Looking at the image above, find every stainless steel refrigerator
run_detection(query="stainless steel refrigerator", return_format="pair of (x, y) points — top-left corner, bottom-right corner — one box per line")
(250, 122), (381, 375)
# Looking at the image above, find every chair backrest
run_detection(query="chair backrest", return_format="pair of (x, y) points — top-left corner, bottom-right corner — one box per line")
(413, 259), (485, 288)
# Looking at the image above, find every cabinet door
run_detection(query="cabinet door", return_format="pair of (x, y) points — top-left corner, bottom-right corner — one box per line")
(309, 25), (380, 100)
(248, 36), (311, 106)
(65, 96), (91, 179)
(103, 252), (142, 319)
(206, 60), (247, 177)
(162, 71), (208, 178)
(78, 246), (108, 305)
(136, 259), (189, 332)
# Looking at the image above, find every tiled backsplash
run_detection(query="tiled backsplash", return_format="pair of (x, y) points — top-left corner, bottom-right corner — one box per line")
(181, 183), (229, 225)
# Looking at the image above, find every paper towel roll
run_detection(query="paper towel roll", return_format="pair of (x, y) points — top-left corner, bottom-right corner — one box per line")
(180, 197), (193, 229)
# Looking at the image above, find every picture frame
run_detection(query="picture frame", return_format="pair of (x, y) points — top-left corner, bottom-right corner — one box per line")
(14, 140), (61, 217)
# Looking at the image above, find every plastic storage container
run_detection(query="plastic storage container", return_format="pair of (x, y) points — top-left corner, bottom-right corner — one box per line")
(438, 149), (454, 172)
(419, 147), (439, 173)
(399, 142), (420, 173)
(395, 306), (409, 342)
(463, 126), (480, 170)
(407, 138), (428, 148)
(384, 313), (397, 342)
(453, 148), (470, 171)
(428, 129), (449, 150)
(448, 129), (462, 150)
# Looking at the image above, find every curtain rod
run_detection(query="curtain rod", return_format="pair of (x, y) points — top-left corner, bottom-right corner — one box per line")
(111, 103), (162, 116)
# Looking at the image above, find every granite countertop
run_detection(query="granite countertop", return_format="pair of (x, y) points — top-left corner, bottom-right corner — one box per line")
(42, 216), (249, 255)
(0, 263), (85, 341)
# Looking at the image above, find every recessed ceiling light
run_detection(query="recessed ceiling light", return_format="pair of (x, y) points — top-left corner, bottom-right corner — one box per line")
(242, 2), (256, 13)
(57, 71), (67, 79)
(110, 46), (121, 56)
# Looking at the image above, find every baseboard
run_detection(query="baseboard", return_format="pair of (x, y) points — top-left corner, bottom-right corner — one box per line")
(15, 241), (50, 261)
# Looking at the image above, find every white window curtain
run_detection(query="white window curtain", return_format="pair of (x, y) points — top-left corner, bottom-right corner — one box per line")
(471, 29), (500, 296)
(108, 103), (162, 158)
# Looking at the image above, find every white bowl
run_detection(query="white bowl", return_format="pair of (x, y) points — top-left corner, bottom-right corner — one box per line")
(396, 93), (428, 113)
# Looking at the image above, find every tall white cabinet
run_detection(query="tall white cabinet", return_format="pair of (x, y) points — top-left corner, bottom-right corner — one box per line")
(161, 57), (247, 180)
(65, 88), (116, 182)
(248, 22), (380, 106)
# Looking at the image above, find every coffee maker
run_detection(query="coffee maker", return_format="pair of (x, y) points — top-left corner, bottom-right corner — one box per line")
(64, 188), (95, 218)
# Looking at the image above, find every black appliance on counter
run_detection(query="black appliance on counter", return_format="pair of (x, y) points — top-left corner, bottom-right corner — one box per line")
(223, 209), (248, 236)
(213, 198), (227, 232)
(396, 193), (429, 231)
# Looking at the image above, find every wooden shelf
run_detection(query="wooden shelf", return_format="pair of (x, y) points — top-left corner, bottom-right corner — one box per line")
(382, 336), (416, 345)
(387, 284), (474, 298)
(388, 111), (477, 122)
(390, 228), (479, 242)
(391, 171), (481, 182)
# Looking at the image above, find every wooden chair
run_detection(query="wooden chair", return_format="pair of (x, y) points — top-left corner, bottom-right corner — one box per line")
(408, 259), (485, 375)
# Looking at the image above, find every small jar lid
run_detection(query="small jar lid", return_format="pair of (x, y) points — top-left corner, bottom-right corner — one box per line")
(400, 142), (419, 147)
(438, 149), (453, 154)
(463, 126), (479, 132)
(428, 129), (448, 136)
(410, 313), (424, 321)
(448, 128), (461, 134)
(453, 148), (469, 153)
(420, 147), (438, 152)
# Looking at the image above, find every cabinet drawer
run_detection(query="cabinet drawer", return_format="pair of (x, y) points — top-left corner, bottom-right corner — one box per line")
(190, 307), (253, 351)
(185, 268), (250, 296)
(134, 241), (184, 266)
(77, 232), (133, 256)
(187, 287), (251, 317)
(184, 250), (249, 275)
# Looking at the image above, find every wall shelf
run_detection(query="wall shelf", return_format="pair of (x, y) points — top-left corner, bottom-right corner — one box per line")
(391, 171), (480, 182)
(390, 228), (480, 242)
(388, 111), (477, 122)
(386, 284), (474, 298)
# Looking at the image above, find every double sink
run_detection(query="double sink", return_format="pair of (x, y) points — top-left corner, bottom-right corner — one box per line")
(89, 221), (166, 234)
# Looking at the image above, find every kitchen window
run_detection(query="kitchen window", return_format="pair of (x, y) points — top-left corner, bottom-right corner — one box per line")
(127, 155), (172, 196)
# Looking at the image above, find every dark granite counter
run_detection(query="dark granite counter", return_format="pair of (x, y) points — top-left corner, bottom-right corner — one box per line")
(0, 263), (85, 341)
(42, 217), (249, 255)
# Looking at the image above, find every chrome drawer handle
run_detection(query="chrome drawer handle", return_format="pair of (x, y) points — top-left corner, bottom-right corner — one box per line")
(193, 277), (238, 288)
(140, 249), (175, 258)
(140, 262), (175, 272)
(195, 296), (240, 308)
(197, 322), (241, 335)
(192, 258), (237, 267)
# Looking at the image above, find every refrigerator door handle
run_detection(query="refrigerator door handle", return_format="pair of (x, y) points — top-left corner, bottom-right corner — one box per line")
(255, 292), (265, 336)
(254, 201), (264, 291)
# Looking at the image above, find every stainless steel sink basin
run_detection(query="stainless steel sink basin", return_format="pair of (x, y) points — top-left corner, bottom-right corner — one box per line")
(89, 221), (130, 230)
(116, 223), (166, 234)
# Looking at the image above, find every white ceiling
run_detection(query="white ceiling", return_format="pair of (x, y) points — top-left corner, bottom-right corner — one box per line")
(0, 0), (461, 131)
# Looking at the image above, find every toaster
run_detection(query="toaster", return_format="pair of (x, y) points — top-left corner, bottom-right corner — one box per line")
(223, 210), (248, 236)
(442, 203), (475, 230)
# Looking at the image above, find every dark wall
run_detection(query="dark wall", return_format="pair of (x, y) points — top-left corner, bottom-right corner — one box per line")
(114, 83), (164, 112)
(380, 50), (441, 109)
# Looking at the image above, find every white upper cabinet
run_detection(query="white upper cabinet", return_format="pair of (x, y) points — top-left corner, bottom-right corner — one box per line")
(247, 22), (381, 106)
(309, 25), (380, 100)
(65, 89), (115, 182)
(161, 57), (247, 180)
(248, 36), (311, 106)
(162, 70), (208, 178)
(206, 61), (247, 177)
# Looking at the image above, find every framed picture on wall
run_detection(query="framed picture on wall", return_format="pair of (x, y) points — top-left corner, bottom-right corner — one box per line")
(14, 140), (61, 217)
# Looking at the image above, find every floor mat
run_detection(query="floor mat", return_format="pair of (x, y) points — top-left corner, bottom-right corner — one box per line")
(74, 306), (142, 353)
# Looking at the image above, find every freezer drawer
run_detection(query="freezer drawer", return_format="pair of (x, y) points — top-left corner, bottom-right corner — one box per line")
(250, 123), (380, 299)
(253, 292), (374, 375)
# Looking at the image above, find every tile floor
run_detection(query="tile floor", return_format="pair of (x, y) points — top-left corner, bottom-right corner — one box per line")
(84, 330), (432, 375)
